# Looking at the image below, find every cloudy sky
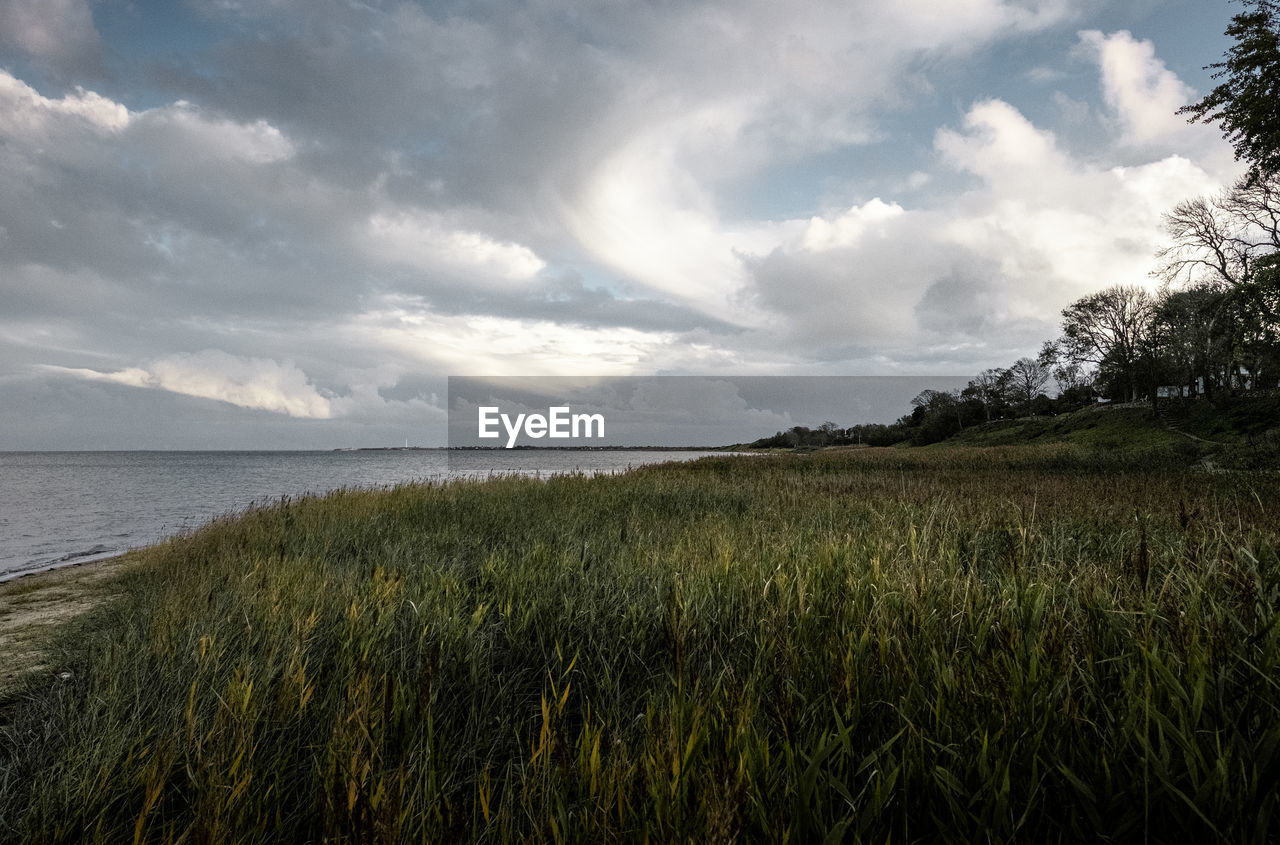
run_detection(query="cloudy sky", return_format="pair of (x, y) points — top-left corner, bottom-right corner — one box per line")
(0, 0), (1244, 449)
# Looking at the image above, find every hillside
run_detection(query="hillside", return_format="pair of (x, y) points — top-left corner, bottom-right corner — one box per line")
(945, 395), (1280, 465)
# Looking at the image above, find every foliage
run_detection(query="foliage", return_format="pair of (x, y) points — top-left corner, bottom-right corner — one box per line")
(1179, 0), (1280, 180)
(1006, 357), (1053, 412)
(1157, 175), (1280, 288)
(1148, 175), (1280, 398)
(1052, 285), (1154, 403)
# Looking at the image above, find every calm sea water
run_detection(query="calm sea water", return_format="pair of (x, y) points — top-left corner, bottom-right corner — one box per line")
(0, 450), (724, 581)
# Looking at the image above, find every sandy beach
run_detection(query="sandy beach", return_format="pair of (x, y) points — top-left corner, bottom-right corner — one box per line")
(0, 552), (140, 692)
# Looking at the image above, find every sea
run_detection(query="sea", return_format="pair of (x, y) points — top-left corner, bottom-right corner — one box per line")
(0, 449), (726, 581)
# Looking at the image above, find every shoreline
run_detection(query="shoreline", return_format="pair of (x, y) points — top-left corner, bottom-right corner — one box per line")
(0, 551), (138, 692)
(0, 548), (130, 585)
(0, 449), (732, 593)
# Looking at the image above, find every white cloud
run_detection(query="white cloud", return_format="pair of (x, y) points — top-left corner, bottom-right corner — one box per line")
(936, 99), (1073, 187)
(905, 171), (931, 190)
(341, 301), (679, 376)
(46, 350), (334, 418)
(326, 377), (446, 424)
(0, 71), (130, 136)
(133, 103), (295, 164)
(567, 130), (761, 319)
(363, 211), (546, 285)
(878, 0), (1076, 44)
(930, 91), (1224, 308)
(555, 0), (1083, 325)
(799, 198), (904, 251)
(742, 84), (1230, 365)
(1076, 29), (1218, 153)
(0, 69), (300, 183)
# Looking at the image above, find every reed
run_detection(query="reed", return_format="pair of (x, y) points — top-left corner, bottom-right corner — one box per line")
(2, 445), (1278, 842)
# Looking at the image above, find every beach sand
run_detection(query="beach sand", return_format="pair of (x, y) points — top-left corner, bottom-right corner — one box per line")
(0, 552), (140, 692)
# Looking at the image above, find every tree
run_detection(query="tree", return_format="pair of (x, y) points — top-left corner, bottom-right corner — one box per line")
(1056, 285), (1154, 402)
(1156, 174), (1280, 289)
(1157, 194), (1250, 288)
(907, 389), (980, 443)
(1179, 0), (1280, 180)
(1219, 172), (1280, 252)
(963, 367), (1012, 421)
(1007, 357), (1052, 413)
(1039, 341), (1094, 410)
(1225, 252), (1280, 385)
(1154, 175), (1280, 395)
(1151, 285), (1226, 397)
(1039, 340), (1090, 390)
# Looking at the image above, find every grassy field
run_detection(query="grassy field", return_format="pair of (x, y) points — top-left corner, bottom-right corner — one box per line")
(2, 446), (1279, 843)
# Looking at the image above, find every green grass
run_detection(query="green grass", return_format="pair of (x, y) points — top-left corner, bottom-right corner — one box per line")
(950, 405), (1191, 451)
(1174, 394), (1280, 443)
(950, 396), (1280, 463)
(2, 447), (1280, 843)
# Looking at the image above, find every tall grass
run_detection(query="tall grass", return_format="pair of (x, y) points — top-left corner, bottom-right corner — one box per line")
(2, 445), (1279, 842)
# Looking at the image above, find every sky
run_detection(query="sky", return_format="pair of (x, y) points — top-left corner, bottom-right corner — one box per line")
(0, 0), (1248, 449)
